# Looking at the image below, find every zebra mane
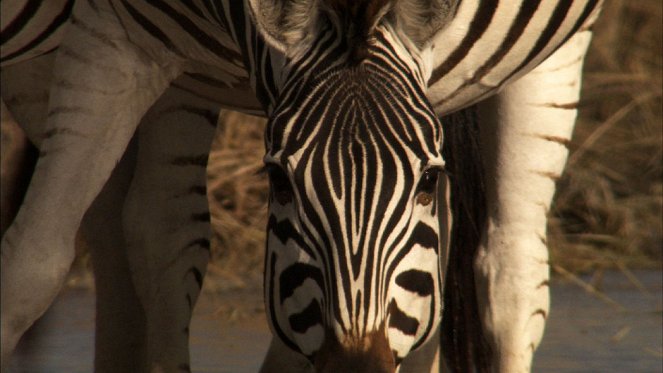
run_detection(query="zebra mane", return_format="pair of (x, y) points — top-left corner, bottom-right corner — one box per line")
(322, 0), (394, 63)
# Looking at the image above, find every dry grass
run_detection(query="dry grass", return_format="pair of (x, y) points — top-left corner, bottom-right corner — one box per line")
(205, 111), (268, 290)
(547, 0), (663, 272)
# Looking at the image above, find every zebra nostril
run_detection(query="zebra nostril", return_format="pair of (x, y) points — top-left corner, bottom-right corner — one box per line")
(314, 329), (396, 373)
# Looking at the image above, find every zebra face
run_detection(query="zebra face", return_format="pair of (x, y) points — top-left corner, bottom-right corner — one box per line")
(262, 25), (446, 369)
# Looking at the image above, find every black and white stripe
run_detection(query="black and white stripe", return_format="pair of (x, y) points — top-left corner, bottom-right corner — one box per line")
(262, 23), (446, 361)
(1, 0), (73, 66)
(427, 0), (603, 113)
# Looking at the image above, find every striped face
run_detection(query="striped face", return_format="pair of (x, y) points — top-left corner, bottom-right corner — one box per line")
(263, 25), (446, 368)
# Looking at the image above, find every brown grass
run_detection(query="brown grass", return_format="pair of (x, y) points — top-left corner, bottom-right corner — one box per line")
(205, 111), (268, 290)
(547, 0), (663, 272)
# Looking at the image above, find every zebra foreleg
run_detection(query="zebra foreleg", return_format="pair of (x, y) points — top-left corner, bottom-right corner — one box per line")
(1, 53), (55, 236)
(122, 86), (218, 372)
(2, 47), (151, 371)
(474, 30), (595, 373)
(0, 103), (38, 236)
(80, 136), (150, 372)
(0, 1), (180, 365)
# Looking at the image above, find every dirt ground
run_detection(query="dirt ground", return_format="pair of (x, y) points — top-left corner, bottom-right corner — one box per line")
(8, 269), (663, 373)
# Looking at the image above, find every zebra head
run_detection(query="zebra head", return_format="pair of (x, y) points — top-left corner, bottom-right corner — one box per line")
(250, 0), (458, 370)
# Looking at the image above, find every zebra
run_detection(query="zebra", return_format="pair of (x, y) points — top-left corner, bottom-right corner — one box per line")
(0, 0), (603, 372)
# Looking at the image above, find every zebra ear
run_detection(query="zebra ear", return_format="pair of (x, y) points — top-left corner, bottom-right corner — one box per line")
(392, 0), (459, 49)
(248, 0), (320, 54)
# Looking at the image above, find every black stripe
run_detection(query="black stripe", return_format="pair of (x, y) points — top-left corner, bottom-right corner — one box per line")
(503, 0), (575, 83)
(395, 270), (434, 296)
(428, 0), (499, 85)
(532, 308), (547, 319)
(0, 0), (74, 64)
(384, 222), (438, 298)
(179, 104), (219, 125)
(279, 263), (324, 304)
(227, 1), (249, 66)
(200, 0), (226, 28)
(184, 72), (233, 89)
(144, 0), (242, 61)
(267, 215), (317, 260)
(267, 252), (302, 353)
(1, 0), (42, 45)
(388, 300), (419, 336)
(56, 45), (128, 74)
(295, 161), (347, 333)
(408, 222), (439, 250)
(121, 0), (180, 53)
(86, 0), (100, 13)
(182, 238), (210, 251)
(288, 299), (322, 334)
(42, 127), (84, 140)
(186, 266), (204, 289)
(537, 279), (550, 289)
(440, 0), (542, 100)
(170, 81), (261, 114)
(180, 0), (205, 19)
(69, 15), (120, 50)
(433, 0), (593, 109)
(409, 281), (437, 351)
(558, 0), (600, 48)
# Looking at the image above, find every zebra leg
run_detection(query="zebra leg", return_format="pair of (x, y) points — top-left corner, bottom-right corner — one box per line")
(3, 49), (148, 370)
(0, 102), (38, 236)
(0, 2), (179, 365)
(122, 86), (218, 372)
(1, 52), (55, 148)
(80, 136), (150, 372)
(1, 52), (55, 236)
(474, 30), (595, 372)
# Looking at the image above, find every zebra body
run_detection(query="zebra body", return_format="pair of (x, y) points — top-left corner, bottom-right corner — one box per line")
(1, 0), (602, 372)
(0, 0), (73, 66)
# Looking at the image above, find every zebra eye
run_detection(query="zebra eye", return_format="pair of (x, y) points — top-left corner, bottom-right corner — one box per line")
(415, 167), (441, 206)
(267, 165), (293, 205)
